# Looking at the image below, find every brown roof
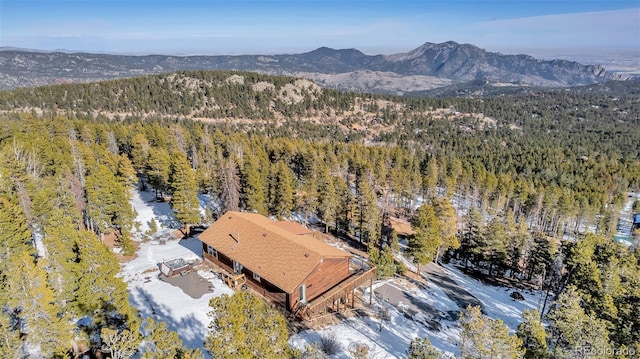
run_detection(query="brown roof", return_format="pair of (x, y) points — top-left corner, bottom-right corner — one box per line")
(271, 221), (315, 235)
(390, 216), (415, 236)
(198, 211), (351, 293)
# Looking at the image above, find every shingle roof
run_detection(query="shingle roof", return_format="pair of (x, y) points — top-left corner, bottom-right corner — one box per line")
(198, 211), (351, 293)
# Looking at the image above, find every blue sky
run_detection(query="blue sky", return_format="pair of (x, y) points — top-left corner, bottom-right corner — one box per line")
(1, 0), (638, 55)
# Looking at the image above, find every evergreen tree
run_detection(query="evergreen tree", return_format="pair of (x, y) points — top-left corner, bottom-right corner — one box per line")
(130, 132), (150, 173)
(432, 197), (459, 263)
(147, 147), (171, 198)
(241, 155), (268, 215)
(368, 246), (395, 279)
(5, 252), (74, 358)
(317, 167), (338, 233)
(547, 286), (612, 359)
(421, 157), (439, 199)
(459, 207), (484, 269)
(140, 317), (186, 359)
(526, 232), (557, 281)
(0, 313), (22, 359)
(270, 160), (295, 219)
(483, 218), (508, 277)
(75, 231), (138, 328)
(357, 173), (381, 246)
(517, 309), (549, 359)
(407, 337), (442, 359)
(409, 204), (441, 273)
(0, 196), (33, 271)
(85, 163), (135, 246)
(169, 151), (201, 234)
(205, 292), (291, 359)
(459, 305), (524, 359)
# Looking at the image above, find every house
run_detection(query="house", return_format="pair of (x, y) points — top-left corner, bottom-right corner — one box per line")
(199, 211), (374, 316)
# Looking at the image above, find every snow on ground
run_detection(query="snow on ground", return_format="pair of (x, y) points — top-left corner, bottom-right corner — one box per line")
(120, 237), (234, 357)
(290, 262), (541, 358)
(198, 193), (220, 219)
(130, 182), (179, 235)
(124, 185), (234, 357)
(290, 281), (460, 358)
(441, 263), (541, 331)
(126, 185), (539, 358)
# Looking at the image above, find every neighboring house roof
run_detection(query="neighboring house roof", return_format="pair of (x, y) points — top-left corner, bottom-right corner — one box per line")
(198, 211), (351, 293)
(389, 216), (415, 236)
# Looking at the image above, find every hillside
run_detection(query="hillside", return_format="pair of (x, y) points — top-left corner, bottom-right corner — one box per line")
(2, 70), (639, 218)
(0, 41), (629, 93)
(1, 71), (639, 357)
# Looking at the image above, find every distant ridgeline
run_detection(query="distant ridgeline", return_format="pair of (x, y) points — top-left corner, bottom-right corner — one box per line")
(0, 41), (631, 93)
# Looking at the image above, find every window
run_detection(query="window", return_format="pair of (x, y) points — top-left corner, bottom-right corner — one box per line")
(207, 245), (217, 258)
(253, 272), (261, 281)
(233, 261), (243, 274)
(299, 284), (306, 303)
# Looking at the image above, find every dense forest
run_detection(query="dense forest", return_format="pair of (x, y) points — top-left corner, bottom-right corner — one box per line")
(0, 71), (639, 357)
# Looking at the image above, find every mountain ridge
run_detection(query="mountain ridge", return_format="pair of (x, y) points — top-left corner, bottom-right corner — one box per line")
(0, 41), (629, 93)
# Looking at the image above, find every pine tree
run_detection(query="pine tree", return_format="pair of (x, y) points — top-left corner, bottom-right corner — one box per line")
(547, 286), (613, 359)
(317, 167), (338, 233)
(140, 317), (184, 359)
(407, 337), (442, 359)
(85, 163), (135, 244)
(241, 155), (268, 215)
(432, 197), (459, 263)
(421, 157), (439, 199)
(368, 246), (395, 279)
(270, 160), (295, 219)
(118, 153), (137, 186)
(483, 218), (508, 277)
(409, 204), (441, 273)
(130, 132), (150, 173)
(459, 207), (484, 269)
(75, 231), (138, 328)
(5, 252), (74, 358)
(526, 232), (557, 281)
(169, 151), (201, 234)
(147, 147), (171, 198)
(41, 214), (82, 309)
(517, 309), (549, 359)
(0, 196), (33, 271)
(357, 173), (381, 246)
(459, 305), (524, 359)
(205, 292), (291, 359)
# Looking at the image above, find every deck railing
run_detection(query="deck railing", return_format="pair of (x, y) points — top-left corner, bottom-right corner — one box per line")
(294, 266), (377, 319)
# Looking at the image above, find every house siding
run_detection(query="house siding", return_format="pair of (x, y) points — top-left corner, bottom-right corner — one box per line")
(289, 257), (350, 310)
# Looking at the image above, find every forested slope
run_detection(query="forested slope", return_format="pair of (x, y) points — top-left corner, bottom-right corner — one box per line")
(0, 71), (639, 357)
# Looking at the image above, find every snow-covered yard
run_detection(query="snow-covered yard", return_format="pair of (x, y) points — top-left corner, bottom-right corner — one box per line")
(120, 237), (234, 353)
(289, 263), (540, 358)
(121, 184), (233, 356)
(123, 184), (541, 358)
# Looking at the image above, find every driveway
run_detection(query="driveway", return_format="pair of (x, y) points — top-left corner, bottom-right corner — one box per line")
(422, 262), (484, 313)
(374, 282), (449, 330)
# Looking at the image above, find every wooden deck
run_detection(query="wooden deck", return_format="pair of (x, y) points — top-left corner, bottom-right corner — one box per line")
(294, 266), (377, 320)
